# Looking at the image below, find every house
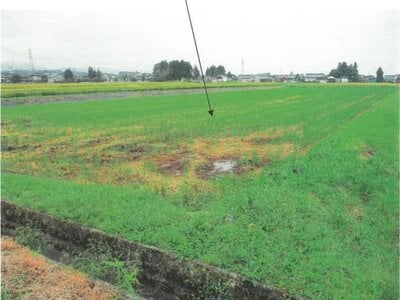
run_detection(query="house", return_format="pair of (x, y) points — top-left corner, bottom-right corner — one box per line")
(384, 74), (398, 83)
(238, 74), (256, 82)
(327, 76), (336, 83)
(340, 77), (348, 83)
(286, 74), (297, 83)
(358, 75), (366, 82)
(304, 73), (327, 83)
(214, 75), (227, 82)
(48, 73), (64, 83)
(365, 75), (376, 83)
(255, 73), (272, 82)
(118, 71), (141, 81)
(29, 74), (42, 82)
(273, 74), (288, 82)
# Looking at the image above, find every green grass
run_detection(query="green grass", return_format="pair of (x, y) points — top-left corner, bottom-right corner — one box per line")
(2, 84), (399, 299)
(1, 81), (280, 98)
(1, 286), (11, 300)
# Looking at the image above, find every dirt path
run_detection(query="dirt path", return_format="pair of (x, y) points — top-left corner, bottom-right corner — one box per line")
(1, 86), (281, 106)
(1, 236), (124, 300)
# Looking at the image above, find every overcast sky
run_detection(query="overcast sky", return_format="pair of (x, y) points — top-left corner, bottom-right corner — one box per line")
(1, 1), (399, 75)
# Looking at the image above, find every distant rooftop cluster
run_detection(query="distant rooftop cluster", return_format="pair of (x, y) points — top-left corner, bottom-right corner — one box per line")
(0, 69), (153, 84)
(1, 69), (399, 84)
(236, 73), (400, 84)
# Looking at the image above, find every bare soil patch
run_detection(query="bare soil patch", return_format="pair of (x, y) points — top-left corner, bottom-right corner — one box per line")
(1, 144), (29, 152)
(110, 143), (149, 160)
(361, 147), (375, 159)
(85, 136), (114, 147)
(154, 152), (187, 176)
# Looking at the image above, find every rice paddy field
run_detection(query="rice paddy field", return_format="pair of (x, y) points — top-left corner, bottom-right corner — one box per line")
(1, 83), (399, 299)
(1, 81), (278, 98)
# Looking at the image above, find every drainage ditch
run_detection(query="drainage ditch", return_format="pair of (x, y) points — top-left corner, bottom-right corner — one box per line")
(1, 200), (303, 300)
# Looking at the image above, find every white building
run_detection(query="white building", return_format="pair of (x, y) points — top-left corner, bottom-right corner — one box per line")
(238, 74), (256, 82)
(304, 73), (327, 83)
(48, 73), (64, 83)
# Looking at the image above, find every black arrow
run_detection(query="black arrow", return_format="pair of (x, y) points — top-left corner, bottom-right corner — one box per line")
(185, 0), (214, 117)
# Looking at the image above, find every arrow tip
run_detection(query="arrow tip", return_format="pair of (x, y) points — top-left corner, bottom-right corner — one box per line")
(208, 109), (214, 116)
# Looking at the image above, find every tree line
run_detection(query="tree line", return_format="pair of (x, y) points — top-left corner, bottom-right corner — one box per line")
(152, 60), (232, 81)
(87, 66), (103, 81)
(62, 66), (104, 82)
(328, 62), (386, 82)
(328, 62), (359, 81)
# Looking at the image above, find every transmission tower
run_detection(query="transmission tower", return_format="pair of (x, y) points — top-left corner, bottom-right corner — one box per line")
(241, 58), (245, 75)
(28, 48), (35, 73)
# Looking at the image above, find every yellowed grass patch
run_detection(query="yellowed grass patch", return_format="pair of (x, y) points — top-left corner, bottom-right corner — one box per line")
(1, 237), (120, 299)
(2, 124), (306, 193)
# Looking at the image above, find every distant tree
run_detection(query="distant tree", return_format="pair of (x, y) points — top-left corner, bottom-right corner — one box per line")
(337, 62), (348, 77)
(347, 63), (359, 82)
(181, 60), (193, 79)
(206, 65), (226, 78)
(64, 69), (74, 81)
(87, 66), (103, 81)
(167, 60), (179, 80)
(153, 60), (193, 81)
(168, 60), (193, 80)
(153, 60), (169, 81)
(328, 68), (340, 78)
(352, 62), (359, 82)
(206, 65), (219, 77)
(216, 65), (226, 76)
(88, 66), (95, 79)
(376, 67), (384, 82)
(193, 65), (200, 79)
(11, 74), (22, 83)
(96, 68), (102, 81)
(328, 61), (359, 82)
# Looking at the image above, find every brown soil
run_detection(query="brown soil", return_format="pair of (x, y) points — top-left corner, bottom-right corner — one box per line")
(85, 136), (114, 147)
(194, 161), (215, 179)
(111, 143), (148, 161)
(247, 135), (278, 145)
(153, 152), (187, 176)
(1, 237), (121, 300)
(1, 144), (29, 152)
(361, 147), (375, 159)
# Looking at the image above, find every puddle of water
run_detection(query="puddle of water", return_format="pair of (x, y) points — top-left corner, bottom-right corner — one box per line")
(211, 159), (237, 174)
